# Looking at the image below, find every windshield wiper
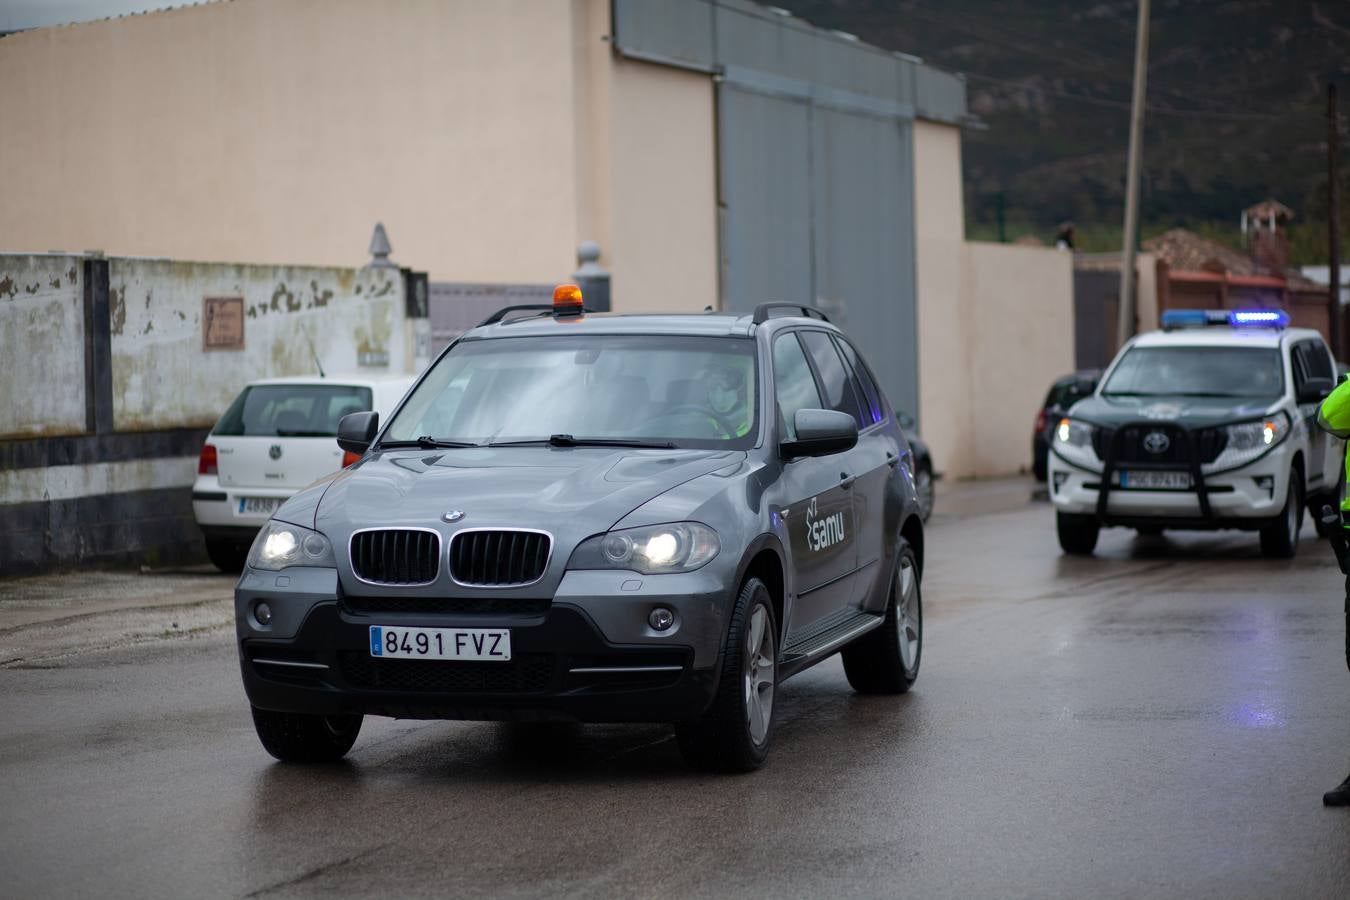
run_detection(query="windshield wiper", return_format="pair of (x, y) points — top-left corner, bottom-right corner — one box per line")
(378, 436), (479, 450)
(489, 434), (676, 449)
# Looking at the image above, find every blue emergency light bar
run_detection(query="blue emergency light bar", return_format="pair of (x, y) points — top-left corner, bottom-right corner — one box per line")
(1160, 308), (1289, 331)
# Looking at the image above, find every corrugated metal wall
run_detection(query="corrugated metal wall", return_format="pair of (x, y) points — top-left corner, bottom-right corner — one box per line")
(613, 0), (966, 419)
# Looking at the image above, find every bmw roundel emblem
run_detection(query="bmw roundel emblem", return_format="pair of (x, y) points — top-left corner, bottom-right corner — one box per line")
(443, 510), (465, 522)
(1142, 431), (1171, 455)
(269, 444), (283, 460)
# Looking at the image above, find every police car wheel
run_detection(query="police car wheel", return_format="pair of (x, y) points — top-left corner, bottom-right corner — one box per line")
(1259, 475), (1302, 560)
(842, 543), (921, 694)
(1057, 512), (1100, 556)
(250, 707), (363, 763)
(676, 577), (777, 773)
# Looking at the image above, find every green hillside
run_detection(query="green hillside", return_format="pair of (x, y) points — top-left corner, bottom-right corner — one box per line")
(777, 0), (1350, 262)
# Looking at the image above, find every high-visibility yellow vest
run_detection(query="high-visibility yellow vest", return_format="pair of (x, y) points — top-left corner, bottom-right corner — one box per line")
(1317, 378), (1350, 513)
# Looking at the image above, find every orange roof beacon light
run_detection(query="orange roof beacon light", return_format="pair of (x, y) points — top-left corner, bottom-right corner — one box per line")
(553, 283), (584, 317)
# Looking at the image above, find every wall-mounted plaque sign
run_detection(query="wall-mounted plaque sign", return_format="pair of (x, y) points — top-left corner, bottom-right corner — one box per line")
(203, 296), (245, 350)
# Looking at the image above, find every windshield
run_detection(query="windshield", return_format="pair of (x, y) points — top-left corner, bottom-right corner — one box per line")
(383, 335), (759, 449)
(214, 384), (372, 437)
(1102, 346), (1284, 398)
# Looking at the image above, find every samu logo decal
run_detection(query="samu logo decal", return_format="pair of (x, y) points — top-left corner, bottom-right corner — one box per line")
(805, 496), (846, 552)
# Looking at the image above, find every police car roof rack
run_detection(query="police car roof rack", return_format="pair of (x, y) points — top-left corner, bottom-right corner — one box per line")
(752, 303), (831, 325)
(476, 304), (596, 328)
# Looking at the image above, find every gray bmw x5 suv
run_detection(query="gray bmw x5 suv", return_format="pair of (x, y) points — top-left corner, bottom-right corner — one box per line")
(236, 295), (926, 771)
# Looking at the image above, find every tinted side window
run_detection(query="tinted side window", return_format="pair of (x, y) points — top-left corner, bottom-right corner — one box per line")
(772, 334), (824, 440)
(833, 336), (884, 427)
(798, 330), (863, 425)
(1300, 340), (1334, 381)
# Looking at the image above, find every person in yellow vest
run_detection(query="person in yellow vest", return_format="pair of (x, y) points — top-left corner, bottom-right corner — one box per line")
(1316, 378), (1350, 806)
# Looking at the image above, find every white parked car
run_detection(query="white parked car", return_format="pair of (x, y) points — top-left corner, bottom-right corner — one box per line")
(1048, 309), (1343, 559)
(193, 375), (414, 571)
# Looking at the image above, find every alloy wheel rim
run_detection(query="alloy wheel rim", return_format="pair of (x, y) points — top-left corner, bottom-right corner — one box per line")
(744, 605), (775, 746)
(895, 559), (920, 672)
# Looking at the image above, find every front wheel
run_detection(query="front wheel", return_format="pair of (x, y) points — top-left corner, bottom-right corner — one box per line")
(251, 707), (362, 763)
(842, 544), (921, 694)
(676, 577), (777, 773)
(1057, 512), (1100, 556)
(1259, 475), (1302, 559)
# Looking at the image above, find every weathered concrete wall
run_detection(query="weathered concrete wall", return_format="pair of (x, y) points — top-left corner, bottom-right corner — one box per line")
(0, 253), (413, 573)
(109, 260), (407, 431)
(966, 242), (1076, 478)
(0, 255), (85, 439)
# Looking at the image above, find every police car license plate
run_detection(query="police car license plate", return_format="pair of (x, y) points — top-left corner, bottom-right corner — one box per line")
(1119, 470), (1191, 490)
(238, 496), (281, 515)
(369, 626), (511, 661)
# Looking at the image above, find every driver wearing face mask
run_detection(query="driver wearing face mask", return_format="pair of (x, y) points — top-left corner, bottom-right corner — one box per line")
(706, 364), (752, 439)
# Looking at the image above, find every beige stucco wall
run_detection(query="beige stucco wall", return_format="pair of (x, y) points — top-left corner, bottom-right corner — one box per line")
(965, 242), (1075, 477)
(913, 120), (973, 475)
(0, 0), (584, 283)
(606, 56), (719, 313)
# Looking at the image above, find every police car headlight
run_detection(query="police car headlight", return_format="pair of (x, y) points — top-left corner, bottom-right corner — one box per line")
(247, 520), (336, 571)
(1053, 417), (1102, 471)
(1204, 413), (1290, 473)
(568, 523), (720, 574)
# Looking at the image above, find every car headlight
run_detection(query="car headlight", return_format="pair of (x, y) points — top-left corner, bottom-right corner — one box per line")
(1204, 413), (1290, 473)
(1053, 417), (1101, 472)
(567, 522), (720, 575)
(246, 520), (337, 571)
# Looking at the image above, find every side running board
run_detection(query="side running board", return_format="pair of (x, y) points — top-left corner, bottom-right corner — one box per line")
(782, 608), (884, 661)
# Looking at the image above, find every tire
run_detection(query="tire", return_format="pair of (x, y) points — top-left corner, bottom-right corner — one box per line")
(1033, 442), (1048, 482)
(1259, 475), (1303, 559)
(676, 577), (777, 773)
(842, 544), (921, 694)
(251, 707), (362, 763)
(206, 539), (248, 573)
(1057, 512), (1100, 556)
(915, 462), (936, 523)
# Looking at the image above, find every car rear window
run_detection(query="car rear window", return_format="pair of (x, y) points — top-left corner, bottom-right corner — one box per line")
(213, 385), (373, 437)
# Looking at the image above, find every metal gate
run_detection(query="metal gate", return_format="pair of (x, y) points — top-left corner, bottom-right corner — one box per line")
(717, 72), (920, 417)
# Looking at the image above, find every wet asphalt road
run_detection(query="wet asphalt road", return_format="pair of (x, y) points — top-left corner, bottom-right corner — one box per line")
(3, 484), (1349, 898)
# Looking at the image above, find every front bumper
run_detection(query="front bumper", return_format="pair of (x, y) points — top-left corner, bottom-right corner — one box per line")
(235, 567), (727, 723)
(1048, 440), (1293, 528)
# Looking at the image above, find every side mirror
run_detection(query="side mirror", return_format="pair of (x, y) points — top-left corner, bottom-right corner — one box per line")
(337, 411), (379, 454)
(1298, 376), (1334, 405)
(781, 409), (858, 460)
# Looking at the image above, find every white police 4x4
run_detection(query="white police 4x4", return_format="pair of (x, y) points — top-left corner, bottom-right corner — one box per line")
(1049, 309), (1343, 558)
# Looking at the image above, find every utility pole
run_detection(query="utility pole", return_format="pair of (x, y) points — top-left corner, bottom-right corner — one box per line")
(1116, 0), (1150, 347)
(1330, 83), (1342, 360)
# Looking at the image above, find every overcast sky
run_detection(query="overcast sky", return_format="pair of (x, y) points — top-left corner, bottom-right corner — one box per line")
(0, 0), (195, 32)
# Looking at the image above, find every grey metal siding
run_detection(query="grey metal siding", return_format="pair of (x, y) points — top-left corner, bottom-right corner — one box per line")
(613, 0), (954, 418)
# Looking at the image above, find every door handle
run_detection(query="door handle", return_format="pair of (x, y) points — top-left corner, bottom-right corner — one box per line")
(839, 472), (855, 489)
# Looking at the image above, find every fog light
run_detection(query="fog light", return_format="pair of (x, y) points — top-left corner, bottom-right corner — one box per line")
(1253, 475), (1274, 498)
(1052, 471), (1069, 493)
(254, 602), (272, 626)
(648, 607), (674, 631)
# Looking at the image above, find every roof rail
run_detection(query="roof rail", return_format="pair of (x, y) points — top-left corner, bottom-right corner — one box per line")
(476, 304), (595, 328)
(751, 303), (831, 325)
